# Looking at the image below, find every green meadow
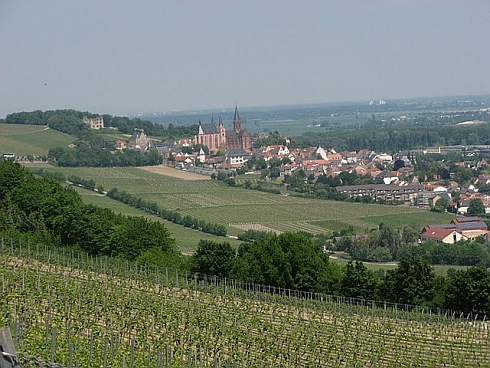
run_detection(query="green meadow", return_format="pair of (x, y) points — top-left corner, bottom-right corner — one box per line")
(0, 124), (75, 156)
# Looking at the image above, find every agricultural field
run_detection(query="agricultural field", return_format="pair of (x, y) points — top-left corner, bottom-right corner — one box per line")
(0, 124), (75, 156)
(40, 166), (455, 238)
(94, 131), (132, 142)
(247, 113), (362, 136)
(71, 185), (243, 254)
(1, 243), (488, 367)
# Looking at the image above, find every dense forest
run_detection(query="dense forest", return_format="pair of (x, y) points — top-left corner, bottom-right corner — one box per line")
(1, 160), (489, 314)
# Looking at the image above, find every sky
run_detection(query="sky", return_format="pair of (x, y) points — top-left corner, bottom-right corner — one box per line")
(1, 0), (489, 117)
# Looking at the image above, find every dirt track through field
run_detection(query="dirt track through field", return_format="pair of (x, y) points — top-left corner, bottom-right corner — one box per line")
(137, 165), (211, 180)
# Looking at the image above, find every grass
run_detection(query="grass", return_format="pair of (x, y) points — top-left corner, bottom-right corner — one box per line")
(0, 123), (75, 156)
(94, 131), (131, 142)
(309, 211), (454, 233)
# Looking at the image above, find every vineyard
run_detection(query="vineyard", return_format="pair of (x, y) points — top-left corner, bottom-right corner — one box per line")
(38, 166), (454, 237)
(1, 238), (488, 367)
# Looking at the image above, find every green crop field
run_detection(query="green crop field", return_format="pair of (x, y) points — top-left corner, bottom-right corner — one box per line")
(71, 185), (243, 254)
(0, 123), (75, 156)
(2, 244), (488, 367)
(40, 166), (454, 240)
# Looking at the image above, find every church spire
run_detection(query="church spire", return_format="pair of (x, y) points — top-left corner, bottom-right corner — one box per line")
(211, 113), (214, 125)
(233, 104), (241, 133)
(218, 115), (223, 127)
(198, 118), (204, 135)
(233, 104), (240, 122)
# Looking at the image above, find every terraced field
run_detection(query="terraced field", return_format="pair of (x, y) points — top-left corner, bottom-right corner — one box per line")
(40, 166), (455, 238)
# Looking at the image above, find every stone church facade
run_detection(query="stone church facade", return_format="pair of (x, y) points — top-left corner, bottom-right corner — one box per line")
(194, 106), (251, 154)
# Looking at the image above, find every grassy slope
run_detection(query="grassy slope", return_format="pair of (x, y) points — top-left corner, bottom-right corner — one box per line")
(0, 124), (75, 155)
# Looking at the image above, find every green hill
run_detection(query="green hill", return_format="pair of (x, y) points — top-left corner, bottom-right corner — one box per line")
(0, 123), (75, 156)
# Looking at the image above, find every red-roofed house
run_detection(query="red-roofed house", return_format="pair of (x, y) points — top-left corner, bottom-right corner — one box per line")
(420, 228), (464, 244)
(421, 216), (489, 243)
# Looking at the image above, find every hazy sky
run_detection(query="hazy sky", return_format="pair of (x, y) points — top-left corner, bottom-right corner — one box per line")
(1, 0), (489, 117)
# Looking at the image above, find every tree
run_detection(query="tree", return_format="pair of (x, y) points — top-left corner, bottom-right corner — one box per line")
(431, 198), (448, 213)
(0, 161), (29, 201)
(444, 267), (490, 315)
(191, 240), (235, 277)
(378, 224), (400, 255)
(230, 232), (335, 293)
(453, 167), (474, 184)
(181, 146), (193, 154)
(468, 198), (485, 215)
(379, 256), (437, 306)
(401, 226), (420, 246)
(270, 166), (280, 179)
(256, 158), (267, 170)
(341, 260), (378, 300)
(393, 159), (405, 171)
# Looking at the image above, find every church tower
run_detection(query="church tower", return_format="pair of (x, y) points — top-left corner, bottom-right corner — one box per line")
(233, 104), (241, 133)
(218, 115), (226, 143)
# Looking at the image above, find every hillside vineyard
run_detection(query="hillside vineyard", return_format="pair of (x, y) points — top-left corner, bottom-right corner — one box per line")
(1, 240), (488, 367)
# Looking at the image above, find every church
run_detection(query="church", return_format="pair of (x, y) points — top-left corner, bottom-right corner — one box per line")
(194, 105), (251, 154)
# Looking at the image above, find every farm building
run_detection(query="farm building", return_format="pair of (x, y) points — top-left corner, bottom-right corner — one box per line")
(420, 217), (489, 244)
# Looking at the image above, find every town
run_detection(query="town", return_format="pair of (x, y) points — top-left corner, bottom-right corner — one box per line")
(81, 109), (490, 214)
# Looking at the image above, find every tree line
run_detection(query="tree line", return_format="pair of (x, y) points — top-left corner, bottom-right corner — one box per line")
(30, 168), (228, 237)
(255, 123), (490, 152)
(190, 236), (490, 315)
(0, 160), (183, 268)
(48, 145), (163, 167)
(106, 188), (227, 236)
(4, 109), (197, 139)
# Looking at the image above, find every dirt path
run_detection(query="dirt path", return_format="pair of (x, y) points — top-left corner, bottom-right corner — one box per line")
(137, 165), (211, 180)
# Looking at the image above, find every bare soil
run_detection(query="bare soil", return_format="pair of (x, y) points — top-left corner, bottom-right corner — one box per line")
(137, 165), (211, 180)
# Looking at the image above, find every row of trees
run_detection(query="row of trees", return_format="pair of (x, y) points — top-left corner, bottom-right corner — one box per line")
(189, 235), (490, 315)
(106, 188), (227, 236)
(48, 145), (163, 167)
(0, 161), (183, 267)
(253, 121), (490, 153)
(339, 223), (490, 266)
(30, 168), (228, 237)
